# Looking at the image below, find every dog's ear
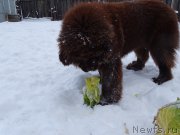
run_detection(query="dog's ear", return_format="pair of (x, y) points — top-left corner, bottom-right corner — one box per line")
(59, 43), (72, 66)
(59, 51), (68, 65)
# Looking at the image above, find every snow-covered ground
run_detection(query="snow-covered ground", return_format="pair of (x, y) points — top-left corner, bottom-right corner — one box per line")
(0, 18), (179, 135)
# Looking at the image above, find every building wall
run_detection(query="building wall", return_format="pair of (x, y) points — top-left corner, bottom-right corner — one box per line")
(0, 0), (16, 22)
(0, 0), (5, 22)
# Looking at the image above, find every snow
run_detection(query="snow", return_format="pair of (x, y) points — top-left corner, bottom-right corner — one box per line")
(0, 18), (180, 135)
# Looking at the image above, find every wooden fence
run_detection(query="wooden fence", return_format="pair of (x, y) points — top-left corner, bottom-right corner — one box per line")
(15, 0), (134, 20)
(16, 0), (180, 20)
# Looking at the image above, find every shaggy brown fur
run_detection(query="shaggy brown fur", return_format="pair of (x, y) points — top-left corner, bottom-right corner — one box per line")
(58, 0), (179, 105)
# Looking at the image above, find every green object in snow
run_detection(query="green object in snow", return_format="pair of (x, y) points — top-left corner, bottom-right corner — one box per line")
(154, 100), (180, 135)
(83, 76), (101, 108)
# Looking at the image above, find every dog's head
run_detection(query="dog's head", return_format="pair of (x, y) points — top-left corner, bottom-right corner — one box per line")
(58, 3), (116, 72)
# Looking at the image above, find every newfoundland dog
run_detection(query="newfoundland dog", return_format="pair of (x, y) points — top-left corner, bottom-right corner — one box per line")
(58, 0), (179, 104)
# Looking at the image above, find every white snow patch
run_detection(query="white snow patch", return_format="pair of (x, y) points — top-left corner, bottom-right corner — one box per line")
(0, 18), (180, 135)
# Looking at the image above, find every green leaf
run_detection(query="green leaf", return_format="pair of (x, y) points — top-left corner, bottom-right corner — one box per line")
(83, 92), (90, 105)
(155, 101), (180, 135)
(83, 76), (101, 108)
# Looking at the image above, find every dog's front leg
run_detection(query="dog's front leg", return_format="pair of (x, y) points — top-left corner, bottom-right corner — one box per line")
(98, 59), (122, 105)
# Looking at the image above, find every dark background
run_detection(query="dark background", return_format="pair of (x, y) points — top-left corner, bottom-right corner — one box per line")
(16, 0), (180, 20)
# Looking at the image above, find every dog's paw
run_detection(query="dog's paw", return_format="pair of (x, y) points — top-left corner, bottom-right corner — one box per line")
(98, 96), (119, 106)
(126, 61), (144, 71)
(152, 75), (172, 85)
(98, 97), (110, 106)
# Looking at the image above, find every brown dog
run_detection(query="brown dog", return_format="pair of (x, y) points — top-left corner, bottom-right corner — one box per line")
(58, 0), (179, 104)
